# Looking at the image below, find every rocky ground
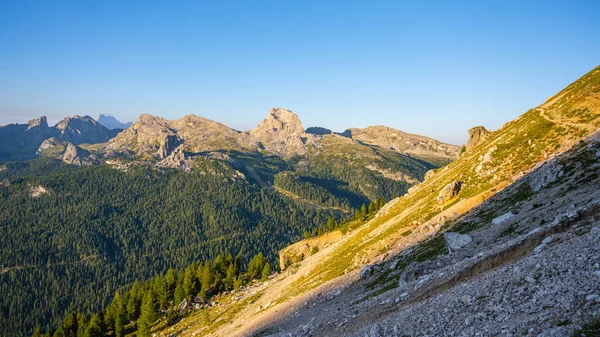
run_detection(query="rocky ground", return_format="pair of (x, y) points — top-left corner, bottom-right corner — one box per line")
(253, 140), (600, 337)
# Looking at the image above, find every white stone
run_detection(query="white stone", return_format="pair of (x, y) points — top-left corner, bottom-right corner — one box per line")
(492, 212), (514, 225)
(444, 232), (472, 252)
(541, 236), (554, 245)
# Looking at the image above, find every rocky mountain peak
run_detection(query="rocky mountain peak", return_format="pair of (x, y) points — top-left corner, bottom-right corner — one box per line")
(96, 114), (132, 130)
(255, 108), (305, 135)
(248, 108), (313, 157)
(27, 116), (48, 130)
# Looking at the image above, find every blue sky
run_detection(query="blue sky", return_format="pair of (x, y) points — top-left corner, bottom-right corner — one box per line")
(0, 0), (598, 144)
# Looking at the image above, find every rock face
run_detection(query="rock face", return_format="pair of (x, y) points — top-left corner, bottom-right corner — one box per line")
(55, 115), (120, 144)
(443, 232), (472, 252)
(466, 126), (490, 151)
(63, 143), (96, 166)
(527, 161), (564, 192)
(106, 114), (248, 158)
(96, 114), (132, 130)
(248, 108), (315, 157)
(437, 181), (463, 204)
(341, 125), (460, 161)
(27, 116), (48, 130)
(157, 134), (181, 159)
(36, 137), (62, 154)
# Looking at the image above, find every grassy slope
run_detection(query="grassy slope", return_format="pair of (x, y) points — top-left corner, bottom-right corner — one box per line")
(159, 66), (600, 336)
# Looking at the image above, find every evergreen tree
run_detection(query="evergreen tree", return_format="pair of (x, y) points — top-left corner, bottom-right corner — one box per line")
(200, 262), (212, 292)
(182, 265), (196, 299)
(137, 292), (155, 337)
(368, 201), (376, 214)
(174, 283), (184, 305)
(233, 275), (243, 291)
(153, 275), (167, 310)
(83, 314), (102, 337)
(261, 262), (271, 281)
(53, 326), (65, 337)
(225, 263), (236, 290)
(247, 253), (265, 280)
(126, 282), (141, 321)
(164, 268), (177, 304)
(76, 313), (88, 337)
(360, 203), (367, 217)
(326, 217), (337, 231)
(111, 292), (126, 337)
(62, 313), (78, 337)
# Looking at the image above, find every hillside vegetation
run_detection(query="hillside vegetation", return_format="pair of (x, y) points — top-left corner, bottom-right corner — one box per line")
(152, 66), (600, 336)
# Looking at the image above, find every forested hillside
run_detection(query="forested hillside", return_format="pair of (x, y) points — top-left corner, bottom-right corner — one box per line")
(0, 148), (428, 336)
(0, 158), (338, 336)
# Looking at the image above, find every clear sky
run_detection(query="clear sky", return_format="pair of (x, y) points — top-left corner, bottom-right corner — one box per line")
(1, 0), (598, 144)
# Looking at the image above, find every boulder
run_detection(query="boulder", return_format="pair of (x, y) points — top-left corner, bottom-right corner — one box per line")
(527, 161), (563, 192)
(444, 232), (472, 252)
(437, 181), (463, 204)
(424, 169), (436, 180)
(466, 126), (490, 151)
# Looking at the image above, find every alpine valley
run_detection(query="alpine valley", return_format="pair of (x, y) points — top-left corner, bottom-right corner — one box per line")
(0, 108), (458, 336)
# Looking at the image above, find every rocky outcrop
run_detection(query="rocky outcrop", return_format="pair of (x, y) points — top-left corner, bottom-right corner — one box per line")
(36, 137), (62, 154)
(466, 126), (490, 151)
(527, 161), (564, 192)
(341, 125), (460, 161)
(157, 145), (194, 172)
(443, 232), (472, 252)
(27, 116), (48, 130)
(30, 185), (51, 198)
(437, 181), (463, 204)
(247, 108), (315, 157)
(157, 134), (181, 159)
(63, 143), (96, 166)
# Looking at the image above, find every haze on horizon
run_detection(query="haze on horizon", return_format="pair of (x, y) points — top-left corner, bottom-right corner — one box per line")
(1, 0), (599, 145)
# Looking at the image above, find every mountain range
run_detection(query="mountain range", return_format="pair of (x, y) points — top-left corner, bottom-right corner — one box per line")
(0, 108), (459, 336)
(4, 65), (600, 337)
(0, 115), (120, 163)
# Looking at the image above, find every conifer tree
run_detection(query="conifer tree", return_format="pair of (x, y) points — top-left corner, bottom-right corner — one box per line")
(164, 268), (176, 304)
(76, 313), (88, 337)
(112, 292), (126, 337)
(137, 292), (155, 337)
(126, 282), (141, 321)
(62, 313), (78, 337)
(261, 262), (271, 281)
(200, 262), (212, 292)
(174, 283), (184, 305)
(53, 326), (65, 337)
(83, 314), (102, 337)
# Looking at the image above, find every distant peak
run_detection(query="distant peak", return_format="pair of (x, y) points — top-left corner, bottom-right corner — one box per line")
(27, 116), (48, 129)
(258, 108), (304, 134)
